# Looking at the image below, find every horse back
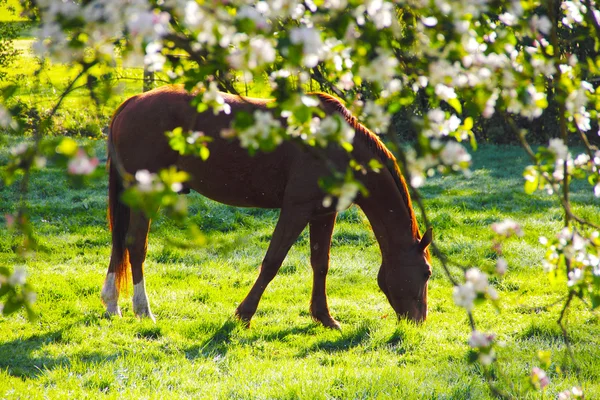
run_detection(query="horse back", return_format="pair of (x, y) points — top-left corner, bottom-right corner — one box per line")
(110, 86), (332, 209)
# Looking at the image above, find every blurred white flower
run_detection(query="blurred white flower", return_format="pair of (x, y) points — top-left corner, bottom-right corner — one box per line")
(453, 282), (476, 311)
(336, 182), (359, 211)
(562, 1), (585, 28)
(498, 12), (517, 26)
(424, 109), (462, 138)
(531, 367), (550, 389)
(491, 219), (524, 237)
(68, 149), (99, 176)
(10, 143), (29, 156)
(290, 27), (323, 68)
(531, 15), (552, 34)
(567, 268), (583, 287)
(0, 105), (16, 129)
(8, 267), (26, 286)
(362, 101), (391, 134)
(135, 169), (164, 193)
(548, 138), (569, 160)
(439, 142), (471, 168)
(144, 41), (165, 71)
(469, 330), (495, 348)
(203, 82), (232, 115)
(365, 0), (394, 29)
(236, 110), (282, 150)
(237, 5), (269, 30)
(496, 258), (508, 275)
(358, 52), (398, 87)
(465, 268), (489, 292)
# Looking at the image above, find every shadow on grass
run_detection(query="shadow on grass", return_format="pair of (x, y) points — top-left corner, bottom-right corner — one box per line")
(183, 319), (238, 360)
(0, 329), (71, 378)
(0, 315), (127, 379)
(296, 323), (372, 357)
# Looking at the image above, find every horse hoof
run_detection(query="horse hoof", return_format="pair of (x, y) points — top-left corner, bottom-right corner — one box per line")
(312, 313), (341, 330)
(234, 309), (253, 328)
(322, 319), (341, 330)
(134, 308), (156, 323)
(103, 307), (122, 319)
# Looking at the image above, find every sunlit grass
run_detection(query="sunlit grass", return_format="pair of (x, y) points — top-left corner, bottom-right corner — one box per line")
(1, 141), (599, 399)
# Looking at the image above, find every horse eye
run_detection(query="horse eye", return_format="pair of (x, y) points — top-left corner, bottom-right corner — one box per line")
(424, 270), (432, 280)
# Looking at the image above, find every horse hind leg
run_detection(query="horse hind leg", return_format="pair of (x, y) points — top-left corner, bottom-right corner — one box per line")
(101, 269), (121, 317)
(235, 206), (312, 327)
(128, 211), (155, 322)
(309, 213), (340, 329)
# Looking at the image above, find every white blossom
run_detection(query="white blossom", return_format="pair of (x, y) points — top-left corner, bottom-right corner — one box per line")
(234, 110), (283, 150)
(465, 268), (489, 293)
(135, 169), (164, 193)
(548, 138), (569, 160)
(567, 268), (584, 287)
(237, 6), (269, 30)
(496, 258), (508, 275)
(336, 182), (359, 211)
(453, 282), (476, 311)
(424, 110), (462, 139)
(439, 142), (471, 168)
(491, 219), (524, 237)
(202, 82), (232, 115)
(365, 0), (394, 29)
(68, 149), (99, 176)
(228, 36), (276, 70)
(358, 51), (398, 87)
(531, 15), (552, 34)
(310, 115), (355, 146)
(8, 267), (26, 286)
(562, 1), (585, 28)
(290, 27), (323, 68)
(144, 41), (166, 71)
(469, 330), (495, 348)
(498, 12), (517, 26)
(362, 101), (391, 134)
(10, 143), (29, 156)
(0, 105), (16, 129)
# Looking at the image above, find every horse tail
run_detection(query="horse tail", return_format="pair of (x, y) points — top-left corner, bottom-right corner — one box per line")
(107, 97), (137, 294)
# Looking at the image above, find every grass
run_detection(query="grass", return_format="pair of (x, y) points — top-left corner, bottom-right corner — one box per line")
(1, 140), (599, 399)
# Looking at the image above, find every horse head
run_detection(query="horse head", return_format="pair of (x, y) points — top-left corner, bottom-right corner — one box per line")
(378, 228), (433, 322)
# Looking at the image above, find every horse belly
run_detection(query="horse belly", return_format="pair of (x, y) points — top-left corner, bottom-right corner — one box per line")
(177, 145), (289, 208)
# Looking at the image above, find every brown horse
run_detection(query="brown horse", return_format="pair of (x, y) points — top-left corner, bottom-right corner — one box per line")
(102, 85), (432, 328)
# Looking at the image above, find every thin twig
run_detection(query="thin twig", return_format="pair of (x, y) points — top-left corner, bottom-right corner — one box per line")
(557, 291), (583, 390)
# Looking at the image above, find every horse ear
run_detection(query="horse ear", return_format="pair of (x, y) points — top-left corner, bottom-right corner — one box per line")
(419, 227), (433, 252)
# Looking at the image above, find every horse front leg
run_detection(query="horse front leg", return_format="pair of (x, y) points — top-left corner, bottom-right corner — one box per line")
(235, 206), (311, 327)
(309, 213), (340, 329)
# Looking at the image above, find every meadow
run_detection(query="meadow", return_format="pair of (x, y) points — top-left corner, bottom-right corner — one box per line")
(1, 137), (600, 398)
(1, 19), (600, 400)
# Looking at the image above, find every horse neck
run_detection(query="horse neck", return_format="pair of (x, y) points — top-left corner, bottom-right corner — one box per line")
(355, 168), (417, 261)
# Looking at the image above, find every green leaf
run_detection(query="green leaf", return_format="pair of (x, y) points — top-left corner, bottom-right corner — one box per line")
(524, 177), (538, 195)
(2, 297), (23, 315)
(448, 98), (462, 114)
(463, 117), (473, 130)
(56, 138), (78, 157)
(199, 146), (210, 161)
(196, 103), (208, 113)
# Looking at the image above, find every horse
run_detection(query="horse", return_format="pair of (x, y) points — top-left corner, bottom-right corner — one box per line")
(102, 85), (432, 329)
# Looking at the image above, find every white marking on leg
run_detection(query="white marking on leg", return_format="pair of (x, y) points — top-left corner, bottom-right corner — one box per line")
(133, 278), (155, 322)
(101, 272), (121, 316)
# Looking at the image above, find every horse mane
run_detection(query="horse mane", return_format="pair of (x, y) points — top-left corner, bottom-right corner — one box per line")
(315, 93), (421, 243)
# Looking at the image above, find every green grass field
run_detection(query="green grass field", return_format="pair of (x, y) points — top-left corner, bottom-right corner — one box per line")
(1, 140), (599, 399)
